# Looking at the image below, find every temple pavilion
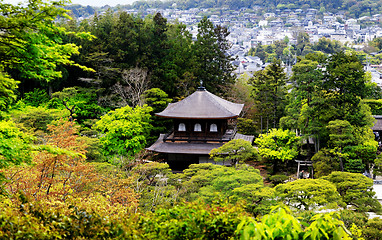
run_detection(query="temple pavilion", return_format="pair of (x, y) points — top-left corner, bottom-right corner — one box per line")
(147, 85), (254, 170)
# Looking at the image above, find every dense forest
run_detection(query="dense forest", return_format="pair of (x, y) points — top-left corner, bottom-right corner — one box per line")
(1, 0), (382, 239)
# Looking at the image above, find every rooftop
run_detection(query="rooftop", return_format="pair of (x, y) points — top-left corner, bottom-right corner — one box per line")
(156, 87), (244, 119)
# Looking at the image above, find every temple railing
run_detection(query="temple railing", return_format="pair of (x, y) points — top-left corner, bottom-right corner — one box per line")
(163, 128), (236, 143)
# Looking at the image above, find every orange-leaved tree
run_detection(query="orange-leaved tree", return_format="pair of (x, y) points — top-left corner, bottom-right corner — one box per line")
(1, 119), (138, 210)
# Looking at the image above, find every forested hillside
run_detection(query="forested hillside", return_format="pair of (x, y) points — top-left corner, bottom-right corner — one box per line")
(1, 0), (382, 239)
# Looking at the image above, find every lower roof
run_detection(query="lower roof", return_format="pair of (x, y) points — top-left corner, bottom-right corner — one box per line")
(146, 133), (255, 155)
(146, 134), (225, 154)
(372, 115), (382, 131)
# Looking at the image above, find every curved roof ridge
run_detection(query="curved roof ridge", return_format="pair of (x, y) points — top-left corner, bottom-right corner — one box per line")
(205, 91), (243, 116)
(156, 89), (244, 119)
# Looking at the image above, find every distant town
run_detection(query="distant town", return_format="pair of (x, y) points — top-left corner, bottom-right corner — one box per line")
(71, 5), (382, 83)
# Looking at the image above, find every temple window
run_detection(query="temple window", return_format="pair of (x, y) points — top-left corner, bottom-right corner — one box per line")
(178, 123), (186, 131)
(210, 123), (218, 132)
(194, 123), (202, 132)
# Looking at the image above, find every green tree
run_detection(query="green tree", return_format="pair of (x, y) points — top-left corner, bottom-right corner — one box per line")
(0, 120), (32, 169)
(237, 118), (258, 136)
(0, 120), (33, 192)
(94, 105), (152, 158)
(369, 37), (382, 51)
(50, 87), (105, 124)
(180, 164), (269, 213)
(165, 22), (197, 97)
(132, 162), (177, 212)
(237, 206), (351, 240)
(321, 52), (369, 127)
(10, 105), (67, 137)
(143, 88), (172, 144)
(273, 40), (288, 61)
(249, 60), (287, 132)
(209, 139), (260, 166)
(140, 201), (245, 240)
(280, 56), (324, 155)
(363, 218), (382, 240)
(312, 37), (344, 54)
(343, 145), (376, 173)
(280, 57), (323, 131)
(322, 171), (382, 213)
(248, 43), (266, 62)
(327, 120), (355, 171)
(375, 153), (382, 176)
(275, 179), (343, 210)
(147, 13), (170, 93)
(22, 89), (50, 107)
(193, 17), (235, 94)
(295, 32), (312, 56)
(0, 0), (93, 89)
(285, 52), (374, 152)
(255, 128), (301, 173)
(0, 70), (18, 111)
(311, 148), (341, 178)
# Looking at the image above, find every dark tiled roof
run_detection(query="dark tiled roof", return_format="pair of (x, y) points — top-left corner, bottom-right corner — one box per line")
(146, 134), (225, 154)
(147, 133), (255, 154)
(233, 133), (255, 143)
(156, 88), (244, 119)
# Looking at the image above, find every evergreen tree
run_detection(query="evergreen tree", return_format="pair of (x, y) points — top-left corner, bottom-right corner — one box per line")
(193, 17), (235, 95)
(249, 60), (287, 132)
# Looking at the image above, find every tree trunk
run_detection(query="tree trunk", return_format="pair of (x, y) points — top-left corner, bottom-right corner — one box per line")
(339, 148), (344, 171)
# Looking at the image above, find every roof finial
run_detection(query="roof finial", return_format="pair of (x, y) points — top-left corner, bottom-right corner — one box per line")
(197, 80), (205, 91)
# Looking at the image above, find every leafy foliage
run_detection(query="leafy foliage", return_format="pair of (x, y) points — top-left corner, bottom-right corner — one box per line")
(179, 164), (274, 215)
(50, 87), (105, 124)
(132, 162), (178, 212)
(209, 139), (260, 166)
(249, 60), (287, 131)
(255, 128), (301, 173)
(255, 128), (301, 162)
(0, 0), (94, 84)
(193, 16), (236, 95)
(236, 206), (352, 240)
(10, 105), (67, 138)
(94, 104), (152, 157)
(343, 145), (376, 173)
(140, 201), (246, 240)
(237, 118), (258, 136)
(0, 194), (139, 239)
(311, 148), (341, 178)
(22, 89), (50, 107)
(322, 171), (381, 213)
(275, 179), (343, 210)
(362, 218), (382, 240)
(143, 88), (172, 144)
(0, 120), (32, 171)
(0, 70), (18, 111)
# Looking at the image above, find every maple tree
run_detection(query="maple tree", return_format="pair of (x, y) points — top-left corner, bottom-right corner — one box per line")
(1, 119), (138, 209)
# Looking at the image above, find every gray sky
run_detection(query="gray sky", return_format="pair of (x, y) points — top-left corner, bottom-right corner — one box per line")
(4, 0), (138, 7)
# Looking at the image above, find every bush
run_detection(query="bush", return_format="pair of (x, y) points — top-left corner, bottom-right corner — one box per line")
(275, 179), (343, 210)
(363, 218), (382, 240)
(322, 171), (382, 213)
(0, 195), (140, 239)
(339, 210), (368, 229)
(268, 174), (289, 186)
(140, 201), (246, 240)
(236, 206), (351, 240)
